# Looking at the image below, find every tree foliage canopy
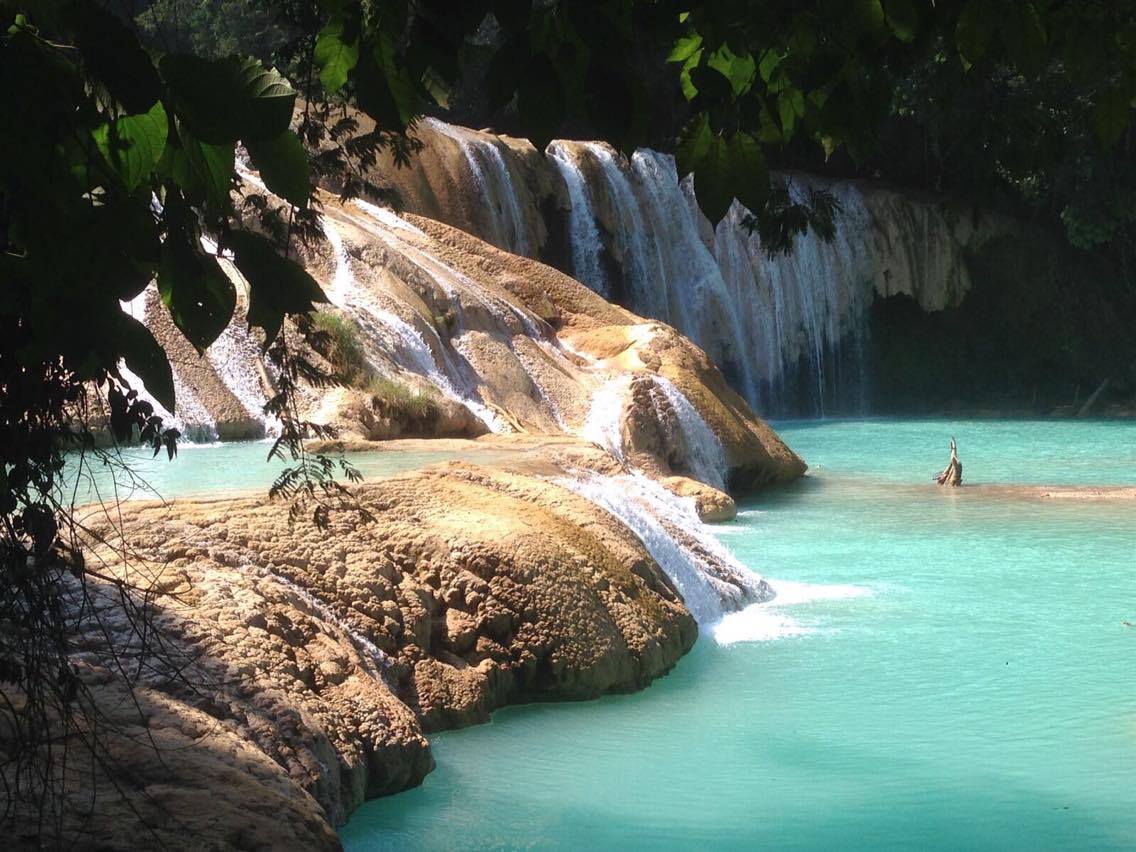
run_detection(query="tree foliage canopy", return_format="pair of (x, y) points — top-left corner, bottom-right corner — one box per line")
(2, 0), (1136, 837)
(4, 0), (1135, 426)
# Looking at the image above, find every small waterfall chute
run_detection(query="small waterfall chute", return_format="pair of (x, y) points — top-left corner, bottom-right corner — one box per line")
(558, 470), (771, 624)
(547, 141), (607, 296)
(426, 118), (528, 255)
(649, 375), (727, 490)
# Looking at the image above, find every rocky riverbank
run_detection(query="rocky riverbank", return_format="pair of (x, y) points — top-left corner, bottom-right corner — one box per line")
(8, 149), (808, 849)
(26, 442), (743, 849)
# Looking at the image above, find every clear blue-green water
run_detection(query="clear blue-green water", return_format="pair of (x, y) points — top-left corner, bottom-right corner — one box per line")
(62, 441), (511, 505)
(341, 419), (1136, 851)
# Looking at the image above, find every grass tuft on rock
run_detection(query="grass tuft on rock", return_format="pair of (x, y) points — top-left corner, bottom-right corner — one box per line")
(311, 309), (442, 422)
(311, 310), (370, 387)
(363, 376), (437, 420)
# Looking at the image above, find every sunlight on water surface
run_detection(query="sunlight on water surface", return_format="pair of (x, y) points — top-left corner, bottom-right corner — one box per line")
(341, 419), (1136, 851)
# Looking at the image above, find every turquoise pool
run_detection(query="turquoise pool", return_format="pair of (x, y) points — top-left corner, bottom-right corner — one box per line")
(342, 419), (1136, 850)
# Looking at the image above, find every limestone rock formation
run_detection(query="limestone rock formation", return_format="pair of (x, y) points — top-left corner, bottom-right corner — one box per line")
(33, 459), (698, 849)
(400, 213), (806, 488)
(661, 476), (738, 523)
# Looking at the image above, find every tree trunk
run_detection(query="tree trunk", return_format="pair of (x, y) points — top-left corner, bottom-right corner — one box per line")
(935, 437), (962, 487)
(1077, 377), (1111, 417)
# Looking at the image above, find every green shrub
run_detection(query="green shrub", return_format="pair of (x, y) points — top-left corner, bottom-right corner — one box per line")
(311, 310), (370, 387)
(311, 310), (442, 420)
(363, 376), (437, 420)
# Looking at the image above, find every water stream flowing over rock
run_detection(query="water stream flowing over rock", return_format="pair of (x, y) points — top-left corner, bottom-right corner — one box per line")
(368, 120), (1000, 416)
(74, 154), (816, 848)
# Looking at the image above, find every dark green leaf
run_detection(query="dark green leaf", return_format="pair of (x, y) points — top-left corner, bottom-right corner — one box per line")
(758, 49), (782, 84)
(778, 87), (805, 136)
(160, 54), (297, 144)
(584, 61), (647, 153)
(852, 0), (887, 34)
(118, 313), (175, 412)
(315, 17), (359, 93)
(168, 122), (235, 208)
(354, 37), (420, 131)
(883, 0), (917, 42)
(93, 101), (168, 192)
(73, 4), (161, 114)
(158, 233), (237, 352)
(707, 45), (756, 96)
(1002, 3), (1047, 77)
(667, 34), (703, 63)
(689, 65), (733, 102)
(691, 133), (732, 224)
(678, 49), (704, 101)
(676, 112), (713, 179)
(956, 0), (997, 69)
(680, 116), (771, 224)
(246, 130), (310, 207)
(728, 132), (770, 215)
(94, 199), (161, 301)
(229, 231), (328, 345)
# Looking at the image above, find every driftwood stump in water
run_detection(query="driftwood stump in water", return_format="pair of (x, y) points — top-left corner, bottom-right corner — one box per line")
(935, 437), (963, 487)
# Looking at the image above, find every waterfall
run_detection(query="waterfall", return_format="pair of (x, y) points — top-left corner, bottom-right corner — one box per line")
(558, 470), (771, 624)
(409, 121), (978, 417)
(595, 147), (761, 406)
(581, 375), (630, 460)
(650, 375), (727, 490)
(477, 142), (528, 256)
(203, 248), (278, 437)
(701, 180), (874, 415)
(426, 118), (528, 255)
(546, 142), (607, 296)
(119, 288), (219, 443)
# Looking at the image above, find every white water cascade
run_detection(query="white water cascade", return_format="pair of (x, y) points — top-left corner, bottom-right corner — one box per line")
(546, 142), (608, 298)
(319, 212), (511, 434)
(650, 375), (727, 491)
(119, 288), (220, 443)
(558, 470), (771, 624)
(580, 375), (631, 461)
(410, 121), (980, 417)
(426, 118), (529, 256)
(200, 238), (279, 438)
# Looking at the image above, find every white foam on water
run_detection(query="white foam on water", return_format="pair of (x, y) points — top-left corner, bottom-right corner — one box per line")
(713, 578), (871, 644)
(714, 608), (815, 643)
(767, 579), (871, 606)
